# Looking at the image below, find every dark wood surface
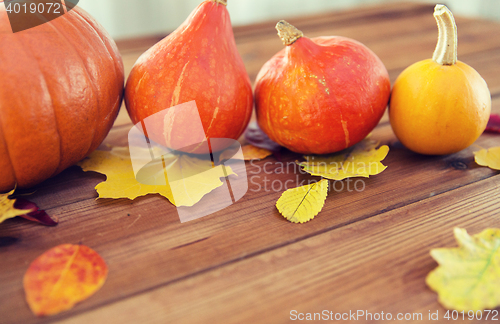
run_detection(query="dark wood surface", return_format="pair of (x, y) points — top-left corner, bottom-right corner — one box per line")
(2, 2), (500, 323)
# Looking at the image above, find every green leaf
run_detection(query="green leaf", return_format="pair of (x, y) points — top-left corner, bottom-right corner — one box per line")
(276, 179), (329, 223)
(426, 227), (500, 311)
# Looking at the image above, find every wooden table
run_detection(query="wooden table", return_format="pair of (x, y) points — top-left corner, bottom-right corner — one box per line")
(2, 2), (500, 323)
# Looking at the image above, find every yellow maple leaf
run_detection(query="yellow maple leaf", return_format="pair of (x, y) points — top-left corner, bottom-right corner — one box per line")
(276, 179), (329, 223)
(241, 145), (273, 161)
(299, 139), (389, 180)
(426, 228), (500, 311)
(78, 147), (235, 207)
(474, 147), (500, 170)
(0, 189), (36, 224)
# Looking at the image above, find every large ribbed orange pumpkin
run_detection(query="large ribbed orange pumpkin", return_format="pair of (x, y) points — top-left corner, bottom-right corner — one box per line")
(0, 2), (124, 192)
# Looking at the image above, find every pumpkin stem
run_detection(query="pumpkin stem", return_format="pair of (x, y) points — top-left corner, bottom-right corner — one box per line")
(276, 20), (304, 46)
(212, 0), (227, 5)
(432, 4), (457, 65)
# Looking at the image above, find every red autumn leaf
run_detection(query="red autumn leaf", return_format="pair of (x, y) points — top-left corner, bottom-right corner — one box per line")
(14, 198), (58, 226)
(486, 114), (500, 133)
(245, 122), (282, 159)
(24, 244), (108, 317)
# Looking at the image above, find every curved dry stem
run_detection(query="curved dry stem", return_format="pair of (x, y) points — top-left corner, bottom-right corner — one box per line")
(213, 0), (227, 6)
(432, 4), (457, 65)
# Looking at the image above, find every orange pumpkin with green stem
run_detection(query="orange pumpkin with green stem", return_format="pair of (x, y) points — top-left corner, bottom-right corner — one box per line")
(389, 5), (491, 155)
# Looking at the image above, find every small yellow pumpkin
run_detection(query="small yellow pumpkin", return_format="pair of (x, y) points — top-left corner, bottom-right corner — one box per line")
(389, 5), (491, 155)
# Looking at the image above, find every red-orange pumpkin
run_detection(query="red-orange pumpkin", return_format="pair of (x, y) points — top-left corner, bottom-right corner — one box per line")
(125, 0), (253, 154)
(255, 21), (391, 154)
(0, 2), (124, 192)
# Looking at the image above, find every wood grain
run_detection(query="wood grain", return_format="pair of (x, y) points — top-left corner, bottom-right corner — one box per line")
(59, 173), (500, 324)
(1, 3), (500, 323)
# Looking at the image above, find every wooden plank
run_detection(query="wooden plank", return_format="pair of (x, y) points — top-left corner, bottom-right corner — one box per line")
(1, 124), (499, 324)
(118, 6), (500, 84)
(58, 172), (500, 324)
(2, 3), (500, 323)
(115, 6), (500, 127)
(236, 16), (500, 83)
(114, 3), (438, 127)
(114, 2), (432, 53)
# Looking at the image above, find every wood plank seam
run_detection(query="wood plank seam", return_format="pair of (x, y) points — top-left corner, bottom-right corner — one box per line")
(47, 172), (500, 323)
(3, 4), (500, 322)
(115, 3), (433, 52)
(233, 5), (434, 42)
